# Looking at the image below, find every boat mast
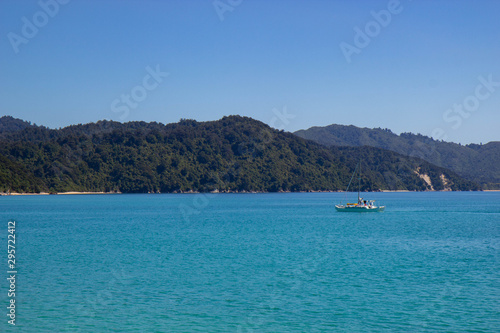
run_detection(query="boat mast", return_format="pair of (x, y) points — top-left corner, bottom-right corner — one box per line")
(358, 161), (361, 203)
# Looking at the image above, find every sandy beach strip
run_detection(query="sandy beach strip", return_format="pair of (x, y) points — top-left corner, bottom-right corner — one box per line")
(1, 191), (120, 196)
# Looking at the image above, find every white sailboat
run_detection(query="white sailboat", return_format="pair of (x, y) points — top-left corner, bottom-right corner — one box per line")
(335, 162), (385, 212)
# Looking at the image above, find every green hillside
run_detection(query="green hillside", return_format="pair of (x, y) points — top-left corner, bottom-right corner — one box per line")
(295, 124), (499, 189)
(0, 116), (478, 193)
(0, 154), (46, 193)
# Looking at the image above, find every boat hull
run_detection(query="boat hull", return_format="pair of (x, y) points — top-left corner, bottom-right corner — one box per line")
(335, 205), (385, 212)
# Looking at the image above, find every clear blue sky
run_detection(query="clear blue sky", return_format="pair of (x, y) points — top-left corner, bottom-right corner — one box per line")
(1, 0), (499, 144)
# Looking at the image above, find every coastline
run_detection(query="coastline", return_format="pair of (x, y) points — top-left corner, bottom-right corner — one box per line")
(1, 190), (498, 196)
(1, 191), (121, 196)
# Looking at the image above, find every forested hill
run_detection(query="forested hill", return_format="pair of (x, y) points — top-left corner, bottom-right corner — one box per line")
(295, 124), (500, 189)
(0, 115), (478, 193)
(0, 116), (36, 133)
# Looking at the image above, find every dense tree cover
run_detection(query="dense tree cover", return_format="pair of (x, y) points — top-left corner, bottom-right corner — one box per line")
(0, 116), (36, 134)
(0, 116), (478, 193)
(295, 124), (499, 189)
(0, 154), (46, 193)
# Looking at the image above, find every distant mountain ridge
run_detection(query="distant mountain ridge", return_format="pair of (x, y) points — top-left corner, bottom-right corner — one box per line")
(295, 124), (499, 189)
(0, 115), (478, 193)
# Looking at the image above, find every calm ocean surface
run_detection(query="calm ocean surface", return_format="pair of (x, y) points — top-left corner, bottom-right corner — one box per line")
(1, 192), (499, 332)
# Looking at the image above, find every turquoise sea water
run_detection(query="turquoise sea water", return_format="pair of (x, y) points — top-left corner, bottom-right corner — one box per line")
(1, 192), (499, 332)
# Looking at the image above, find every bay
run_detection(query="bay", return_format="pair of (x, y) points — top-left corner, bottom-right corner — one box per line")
(1, 192), (499, 332)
